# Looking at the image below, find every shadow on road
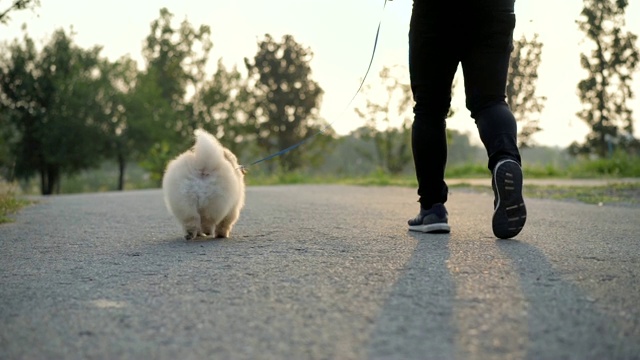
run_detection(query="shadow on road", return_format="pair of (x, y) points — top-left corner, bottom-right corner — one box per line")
(367, 232), (456, 359)
(497, 239), (640, 360)
(366, 231), (640, 360)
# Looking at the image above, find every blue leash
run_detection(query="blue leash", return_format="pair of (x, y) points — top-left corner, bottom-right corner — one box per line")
(241, 0), (389, 171)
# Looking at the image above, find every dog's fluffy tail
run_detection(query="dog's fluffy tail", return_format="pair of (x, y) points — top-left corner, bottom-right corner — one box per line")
(193, 129), (224, 170)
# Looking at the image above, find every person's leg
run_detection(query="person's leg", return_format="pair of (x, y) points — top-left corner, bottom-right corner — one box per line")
(461, 10), (521, 171)
(409, 4), (459, 209)
(460, 8), (526, 238)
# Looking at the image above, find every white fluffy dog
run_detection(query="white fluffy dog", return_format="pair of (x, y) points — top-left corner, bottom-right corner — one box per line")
(162, 129), (245, 239)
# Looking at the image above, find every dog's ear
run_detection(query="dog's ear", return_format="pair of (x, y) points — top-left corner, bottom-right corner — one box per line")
(222, 148), (238, 165)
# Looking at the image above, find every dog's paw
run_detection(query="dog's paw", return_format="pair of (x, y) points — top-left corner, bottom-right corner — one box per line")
(185, 232), (197, 240)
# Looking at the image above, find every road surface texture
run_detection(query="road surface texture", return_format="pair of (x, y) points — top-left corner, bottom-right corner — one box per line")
(1, 185), (639, 360)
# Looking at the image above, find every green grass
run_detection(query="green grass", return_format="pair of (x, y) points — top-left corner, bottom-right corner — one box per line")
(453, 182), (640, 206)
(524, 182), (640, 206)
(245, 171), (333, 186)
(445, 163), (490, 178)
(336, 168), (417, 187)
(9, 152), (640, 208)
(244, 168), (419, 187)
(567, 151), (640, 178)
(522, 163), (567, 178)
(242, 157), (640, 207)
(0, 182), (30, 224)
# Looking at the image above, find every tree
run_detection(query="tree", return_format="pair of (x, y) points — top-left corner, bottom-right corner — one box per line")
(192, 59), (253, 159)
(244, 34), (330, 172)
(0, 31), (37, 182)
(128, 69), (177, 186)
(0, 0), (39, 24)
(354, 66), (413, 174)
(0, 29), (105, 194)
(507, 34), (546, 148)
(446, 129), (484, 165)
(94, 56), (160, 190)
(573, 0), (639, 157)
(138, 7), (214, 182)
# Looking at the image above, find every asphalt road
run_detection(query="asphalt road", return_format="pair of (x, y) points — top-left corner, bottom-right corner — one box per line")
(1, 185), (639, 360)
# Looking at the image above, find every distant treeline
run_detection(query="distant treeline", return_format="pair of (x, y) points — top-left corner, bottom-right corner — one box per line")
(3, 1), (640, 195)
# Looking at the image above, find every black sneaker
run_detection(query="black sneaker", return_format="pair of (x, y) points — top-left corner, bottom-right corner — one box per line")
(492, 159), (527, 239)
(408, 203), (451, 233)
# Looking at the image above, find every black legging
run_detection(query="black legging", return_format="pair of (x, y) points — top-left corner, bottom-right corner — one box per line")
(409, 0), (522, 208)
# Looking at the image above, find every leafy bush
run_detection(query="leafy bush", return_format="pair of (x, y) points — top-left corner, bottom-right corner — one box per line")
(0, 181), (29, 223)
(568, 151), (640, 177)
(523, 163), (565, 178)
(445, 163), (489, 178)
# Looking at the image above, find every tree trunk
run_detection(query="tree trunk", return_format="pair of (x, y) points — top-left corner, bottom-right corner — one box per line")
(40, 166), (59, 195)
(117, 153), (126, 191)
(48, 167), (59, 195)
(40, 168), (48, 195)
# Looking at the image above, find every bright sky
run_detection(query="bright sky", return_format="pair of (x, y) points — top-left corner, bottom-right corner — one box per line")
(2, 0), (640, 148)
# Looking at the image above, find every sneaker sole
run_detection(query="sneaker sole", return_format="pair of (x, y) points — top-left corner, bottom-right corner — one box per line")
(408, 223), (451, 233)
(492, 159), (527, 239)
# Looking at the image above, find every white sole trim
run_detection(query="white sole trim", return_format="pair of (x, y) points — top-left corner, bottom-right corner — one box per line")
(408, 223), (451, 233)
